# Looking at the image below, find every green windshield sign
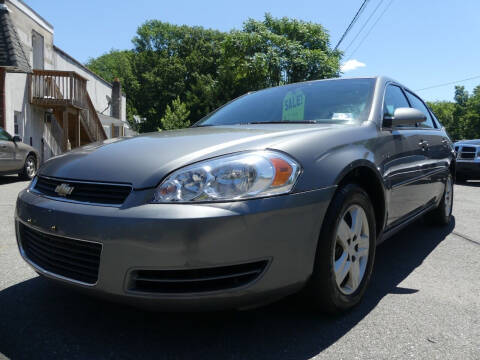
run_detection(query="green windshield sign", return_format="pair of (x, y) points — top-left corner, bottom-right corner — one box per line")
(282, 90), (306, 121)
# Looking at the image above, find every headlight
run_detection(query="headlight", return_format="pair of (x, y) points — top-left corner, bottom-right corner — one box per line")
(152, 151), (301, 203)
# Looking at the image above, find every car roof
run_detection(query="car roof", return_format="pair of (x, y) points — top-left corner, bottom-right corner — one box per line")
(286, 76), (417, 95)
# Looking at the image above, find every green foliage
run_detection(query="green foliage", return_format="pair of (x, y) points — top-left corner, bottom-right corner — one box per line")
(217, 14), (341, 101)
(86, 14), (341, 132)
(86, 50), (139, 130)
(428, 85), (480, 141)
(160, 97), (191, 131)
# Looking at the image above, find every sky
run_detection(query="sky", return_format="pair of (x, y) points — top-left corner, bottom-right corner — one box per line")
(24, 0), (480, 102)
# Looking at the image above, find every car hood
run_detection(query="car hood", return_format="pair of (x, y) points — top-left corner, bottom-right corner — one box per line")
(455, 139), (480, 146)
(39, 124), (336, 189)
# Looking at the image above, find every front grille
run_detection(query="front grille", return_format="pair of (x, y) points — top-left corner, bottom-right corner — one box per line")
(128, 260), (269, 294)
(19, 223), (102, 284)
(459, 146), (477, 159)
(33, 176), (132, 205)
(461, 153), (476, 159)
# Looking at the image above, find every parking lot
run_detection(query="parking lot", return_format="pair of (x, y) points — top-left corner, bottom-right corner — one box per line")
(0, 176), (479, 360)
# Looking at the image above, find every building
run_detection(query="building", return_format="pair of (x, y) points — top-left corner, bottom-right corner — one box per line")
(0, 0), (135, 162)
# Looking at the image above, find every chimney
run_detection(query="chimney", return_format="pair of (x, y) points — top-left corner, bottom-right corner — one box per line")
(111, 78), (121, 119)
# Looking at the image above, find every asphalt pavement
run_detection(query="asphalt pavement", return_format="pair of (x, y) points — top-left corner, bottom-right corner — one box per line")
(0, 175), (478, 360)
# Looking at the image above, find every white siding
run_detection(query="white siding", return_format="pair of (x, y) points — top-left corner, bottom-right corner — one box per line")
(3, 0), (132, 162)
(53, 49), (127, 121)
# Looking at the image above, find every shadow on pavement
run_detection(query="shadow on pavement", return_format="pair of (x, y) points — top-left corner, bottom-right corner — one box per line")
(0, 175), (28, 185)
(456, 180), (480, 187)
(0, 218), (455, 360)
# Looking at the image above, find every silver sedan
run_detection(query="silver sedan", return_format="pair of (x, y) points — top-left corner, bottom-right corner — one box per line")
(0, 127), (39, 180)
(15, 76), (455, 312)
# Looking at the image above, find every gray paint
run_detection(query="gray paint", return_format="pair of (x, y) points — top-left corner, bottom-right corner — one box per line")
(16, 76), (455, 309)
(0, 128), (39, 173)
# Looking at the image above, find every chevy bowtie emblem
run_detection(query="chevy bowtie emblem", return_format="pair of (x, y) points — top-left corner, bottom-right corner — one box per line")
(55, 183), (74, 197)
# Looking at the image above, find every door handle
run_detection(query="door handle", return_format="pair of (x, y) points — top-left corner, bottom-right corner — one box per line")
(418, 140), (429, 150)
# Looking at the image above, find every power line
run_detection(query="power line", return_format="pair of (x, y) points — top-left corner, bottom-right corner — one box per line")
(346, 0), (394, 61)
(342, 0), (385, 54)
(415, 75), (480, 92)
(334, 0), (370, 51)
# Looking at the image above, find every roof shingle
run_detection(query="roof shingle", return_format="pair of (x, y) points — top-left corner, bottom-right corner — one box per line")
(0, 2), (31, 73)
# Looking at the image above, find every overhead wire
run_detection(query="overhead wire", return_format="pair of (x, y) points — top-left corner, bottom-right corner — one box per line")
(342, 0), (385, 54)
(334, 0), (370, 51)
(345, 0), (395, 61)
(415, 75), (480, 91)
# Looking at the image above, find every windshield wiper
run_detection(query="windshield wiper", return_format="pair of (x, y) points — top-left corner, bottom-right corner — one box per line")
(243, 120), (321, 125)
(191, 124), (216, 127)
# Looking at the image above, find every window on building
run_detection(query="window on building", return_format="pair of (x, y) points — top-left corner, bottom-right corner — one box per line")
(112, 125), (120, 138)
(32, 30), (44, 70)
(14, 111), (23, 138)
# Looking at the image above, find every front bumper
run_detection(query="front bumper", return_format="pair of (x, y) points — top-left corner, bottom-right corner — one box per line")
(456, 160), (480, 177)
(15, 186), (335, 310)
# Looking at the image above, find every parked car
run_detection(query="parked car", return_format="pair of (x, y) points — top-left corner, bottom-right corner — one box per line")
(453, 139), (480, 181)
(15, 76), (455, 312)
(0, 127), (39, 180)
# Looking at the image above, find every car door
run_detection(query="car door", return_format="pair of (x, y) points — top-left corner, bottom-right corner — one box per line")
(404, 90), (449, 203)
(380, 84), (430, 227)
(0, 128), (16, 172)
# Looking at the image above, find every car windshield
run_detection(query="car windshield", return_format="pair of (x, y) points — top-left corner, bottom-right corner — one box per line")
(195, 78), (375, 127)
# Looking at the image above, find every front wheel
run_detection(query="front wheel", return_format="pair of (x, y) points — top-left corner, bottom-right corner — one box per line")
(19, 154), (37, 180)
(307, 184), (376, 313)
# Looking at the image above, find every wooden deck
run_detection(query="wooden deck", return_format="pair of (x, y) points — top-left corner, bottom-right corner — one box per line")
(30, 70), (88, 109)
(29, 69), (107, 151)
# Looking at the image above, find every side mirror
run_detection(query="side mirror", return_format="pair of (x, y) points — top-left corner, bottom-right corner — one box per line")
(384, 107), (426, 127)
(12, 135), (22, 142)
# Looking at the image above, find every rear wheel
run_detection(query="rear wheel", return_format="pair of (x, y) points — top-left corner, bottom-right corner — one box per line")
(426, 173), (453, 226)
(307, 184), (376, 313)
(19, 154), (37, 180)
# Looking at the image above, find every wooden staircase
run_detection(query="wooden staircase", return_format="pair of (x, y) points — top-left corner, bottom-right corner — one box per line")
(29, 70), (107, 152)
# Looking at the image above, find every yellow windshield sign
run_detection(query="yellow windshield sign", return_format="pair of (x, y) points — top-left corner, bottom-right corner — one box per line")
(282, 90), (306, 121)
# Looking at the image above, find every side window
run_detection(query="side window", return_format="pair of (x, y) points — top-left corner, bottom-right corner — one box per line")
(383, 85), (410, 118)
(429, 110), (442, 129)
(405, 91), (436, 129)
(0, 128), (12, 141)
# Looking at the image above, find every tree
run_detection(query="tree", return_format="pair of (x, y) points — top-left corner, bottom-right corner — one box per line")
(429, 85), (480, 141)
(86, 50), (139, 129)
(217, 14), (341, 99)
(86, 14), (341, 132)
(428, 101), (458, 139)
(160, 97), (190, 130)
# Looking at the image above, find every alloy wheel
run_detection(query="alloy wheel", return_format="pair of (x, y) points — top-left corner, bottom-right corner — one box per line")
(26, 157), (36, 178)
(333, 204), (370, 295)
(444, 175), (453, 216)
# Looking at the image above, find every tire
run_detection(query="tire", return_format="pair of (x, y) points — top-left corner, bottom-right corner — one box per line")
(307, 183), (376, 313)
(426, 173), (453, 226)
(19, 154), (37, 180)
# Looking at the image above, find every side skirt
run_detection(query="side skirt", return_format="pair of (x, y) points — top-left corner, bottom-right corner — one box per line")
(377, 201), (437, 245)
